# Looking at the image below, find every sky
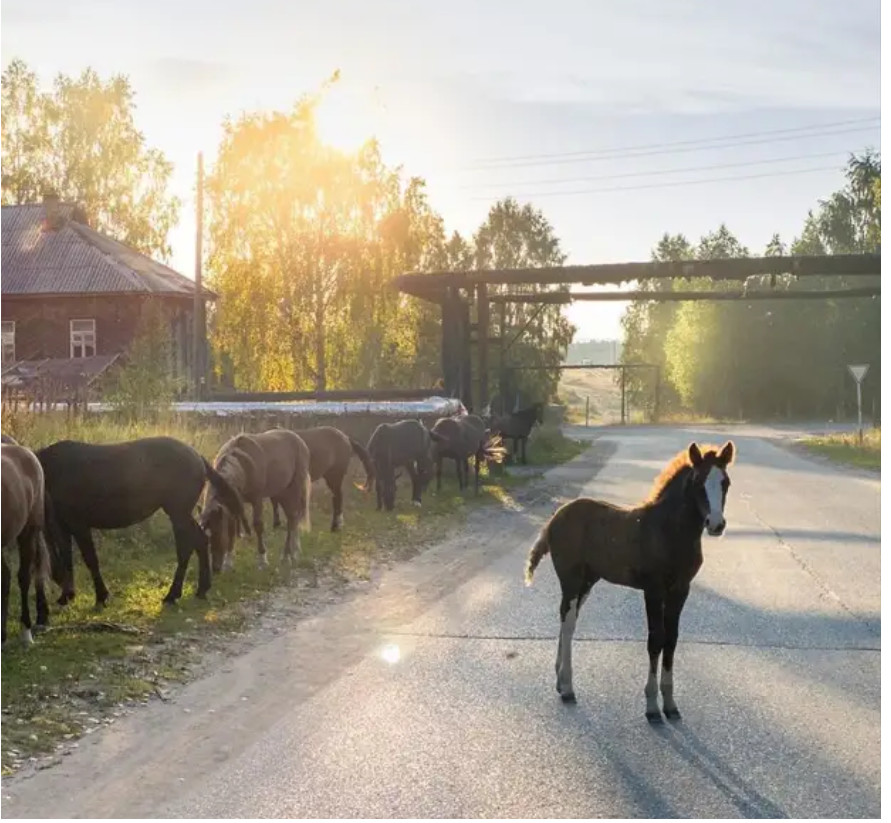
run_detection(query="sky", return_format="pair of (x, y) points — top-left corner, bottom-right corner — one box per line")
(2, 0), (881, 340)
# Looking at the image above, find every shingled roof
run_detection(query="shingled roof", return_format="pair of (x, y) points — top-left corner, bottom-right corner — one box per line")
(1, 202), (214, 298)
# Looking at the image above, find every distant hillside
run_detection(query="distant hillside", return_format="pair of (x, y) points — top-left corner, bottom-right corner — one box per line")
(565, 338), (623, 366)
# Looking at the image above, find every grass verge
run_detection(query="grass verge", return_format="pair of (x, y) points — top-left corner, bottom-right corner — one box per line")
(0, 414), (582, 774)
(798, 428), (881, 471)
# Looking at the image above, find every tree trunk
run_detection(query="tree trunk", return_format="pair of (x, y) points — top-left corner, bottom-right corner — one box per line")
(314, 300), (327, 392)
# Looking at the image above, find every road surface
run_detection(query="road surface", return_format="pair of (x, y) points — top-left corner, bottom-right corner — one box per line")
(3, 425), (880, 818)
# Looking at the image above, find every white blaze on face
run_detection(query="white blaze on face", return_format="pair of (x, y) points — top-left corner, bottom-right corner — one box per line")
(703, 465), (726, 534)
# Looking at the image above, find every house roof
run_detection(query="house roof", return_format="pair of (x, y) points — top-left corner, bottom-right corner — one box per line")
(1, 203), (214, 299)
(1, 354), (122, 392)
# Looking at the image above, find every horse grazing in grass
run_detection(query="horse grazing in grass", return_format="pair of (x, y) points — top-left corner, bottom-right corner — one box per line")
(366, 420), (446, 511)
(431, 415), (507, 493)
(525, 441), (735, 722)
(201, 429), (311, 573)
(38, 437), (249, 607)
(490, 402), (544, 464)
(270, 426), (374, 533)
(2, 443), (57, 647)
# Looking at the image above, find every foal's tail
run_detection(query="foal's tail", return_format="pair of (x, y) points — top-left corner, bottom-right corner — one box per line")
(349, 438), (376, 492)
(32, 532), (52, 585)
(296, 466), (312, 532)
(524, 527), (551, 586)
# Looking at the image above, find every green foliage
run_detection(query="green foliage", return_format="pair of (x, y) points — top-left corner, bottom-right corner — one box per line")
(1, 59), (180, 259)
(621, 151), (881, 421)
(104, 305), (184, 421)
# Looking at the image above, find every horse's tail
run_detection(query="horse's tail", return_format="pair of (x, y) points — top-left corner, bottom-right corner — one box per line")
(524, 526), (551, 586)
(349, 438), (376, 492)
(479, 433), (509, 464)
(202, 457), (251, 536)
(296, 462), (312, 533)
(42, 489), (71, 589)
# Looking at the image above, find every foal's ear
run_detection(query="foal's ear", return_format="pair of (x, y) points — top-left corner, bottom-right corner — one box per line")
(688, 442), (703, 466)
(718, 440), (735, 466)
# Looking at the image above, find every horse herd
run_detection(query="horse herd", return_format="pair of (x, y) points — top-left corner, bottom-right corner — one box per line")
(3, 399), (738, 723)
(0, 403), (541, 650)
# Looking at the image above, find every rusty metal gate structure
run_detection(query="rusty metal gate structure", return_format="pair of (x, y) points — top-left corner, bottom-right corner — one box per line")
(391, 253), (881, 414)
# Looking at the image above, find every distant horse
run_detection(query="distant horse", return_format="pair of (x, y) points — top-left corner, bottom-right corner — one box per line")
(366, 420), (446, 511)
(490, 402), (545, 464)
(38, 437), (249, 606)
(2, 443), (55, 647)
(525, 441), (735, 721)
(431, 415), (507, 493)
(201, 429), (311, 573)
(270, 426), (375, 533)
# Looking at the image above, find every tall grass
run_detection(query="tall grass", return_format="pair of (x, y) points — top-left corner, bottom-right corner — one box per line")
(799, 428), (881, 471)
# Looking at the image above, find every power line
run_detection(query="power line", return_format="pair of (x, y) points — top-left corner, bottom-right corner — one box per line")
(469, 164), (844, 201)
(455, 149), (854, 191)
(459, 120), (880, 171)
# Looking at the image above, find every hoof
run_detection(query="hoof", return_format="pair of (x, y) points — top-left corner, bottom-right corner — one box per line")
(560, 691), (577, 704)
(20, 628), (34, 648)
(162, 595), (179, 606)
(33, 623), (49, 635)
(195, 589), (209, 600)
(645, 710), (664, 725)
(663, 707), (681, 721)
(258, 557), (269, 570)
(411, 500), (422, 508)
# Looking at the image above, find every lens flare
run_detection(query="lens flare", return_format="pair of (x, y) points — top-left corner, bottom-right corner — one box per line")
(380, 643), (401, 664)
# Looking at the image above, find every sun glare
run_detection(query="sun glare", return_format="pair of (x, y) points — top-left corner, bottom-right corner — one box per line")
(380, 643), (401, 664)
(314, 84), (382, 152)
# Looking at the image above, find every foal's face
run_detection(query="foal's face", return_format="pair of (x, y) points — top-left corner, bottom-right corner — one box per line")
(200, 503), (235, 573)
(688, 441), (734, 536)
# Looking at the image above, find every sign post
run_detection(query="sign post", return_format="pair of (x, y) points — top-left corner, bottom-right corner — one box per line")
(847, 364), (870, 445)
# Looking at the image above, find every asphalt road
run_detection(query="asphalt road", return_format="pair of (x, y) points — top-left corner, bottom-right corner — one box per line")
(4, 425), (880, 818)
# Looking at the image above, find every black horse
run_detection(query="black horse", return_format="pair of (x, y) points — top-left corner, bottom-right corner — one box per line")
(38, 437), (249, 607)
(525, 441), (735, 721)
(489, 402), (544, 464)
(366, 420), (446, 511)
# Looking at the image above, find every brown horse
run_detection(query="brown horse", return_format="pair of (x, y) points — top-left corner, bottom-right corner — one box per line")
(431, 414), (507, 493)
(2, 443), (54, 647)
(525, 441), (735, 721)
(38, 437), (249, 606)
(366, 420), (446, 511)
(270, 426), (375, 532)
(201, 429), (311, 573)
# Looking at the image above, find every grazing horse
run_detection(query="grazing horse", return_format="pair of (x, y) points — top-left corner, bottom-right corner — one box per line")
(201, 429), (311, 573)
(490, 402), (545, 464)
(270, 426), (375, 533)
(2, 443), (55, 647)
(524, 441), (735, 721)
(431, 415), (507, 493)
(38, 437), (249, 606)
(366, 420), (445, 511)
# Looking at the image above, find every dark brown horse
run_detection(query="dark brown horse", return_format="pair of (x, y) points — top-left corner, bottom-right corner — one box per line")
(431, 414), (507, 493)
(2, 443), (54, 647)
(37, 437), (249, 606)
(201, 429), (311, 573)
(525, 441), (735, 721)
(366, 420), (446, 511)
(270, 426), (375, 532)
(490, 402), (544, 464)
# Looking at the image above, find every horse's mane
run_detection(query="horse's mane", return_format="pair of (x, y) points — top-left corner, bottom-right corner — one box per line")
(645, 444), (726, 504)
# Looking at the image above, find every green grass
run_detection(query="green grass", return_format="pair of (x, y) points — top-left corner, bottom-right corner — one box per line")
(799, 428), (881, 471)
(520, 423), (588, 466)
(0, 411), (556, 772)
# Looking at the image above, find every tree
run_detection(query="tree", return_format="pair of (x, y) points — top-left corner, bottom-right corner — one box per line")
(1, 59), (180, 259)
(471, 198), (575, 408)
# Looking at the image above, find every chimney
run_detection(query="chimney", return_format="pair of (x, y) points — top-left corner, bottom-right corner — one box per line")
(43, 191), (64, 231)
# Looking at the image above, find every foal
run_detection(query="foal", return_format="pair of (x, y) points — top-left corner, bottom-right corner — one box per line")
(525, 441), (735, 721)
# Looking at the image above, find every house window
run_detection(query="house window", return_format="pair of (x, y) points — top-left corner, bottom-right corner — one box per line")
(1, 321), (14, 364)
(70, 319), (96, 358)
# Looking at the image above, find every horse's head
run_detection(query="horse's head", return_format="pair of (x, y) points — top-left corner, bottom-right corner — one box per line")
(199, 501), (237, 574)
(687, 441), (734, 536)
(533, 402), (545, 426)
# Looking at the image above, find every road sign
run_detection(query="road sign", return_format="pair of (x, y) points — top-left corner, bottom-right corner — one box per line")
(847, 364), (870, 445)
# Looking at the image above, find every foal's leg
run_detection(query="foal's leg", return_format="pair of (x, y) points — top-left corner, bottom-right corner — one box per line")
(555, 576), (596, 702)
(325, 471), (345, 532)
(406, 463), (421, 507)
(643, 587), (666, 723)
(251, 499), (269, 568)
(72, 528), (110, 608)
(272, 500), (282, 529)
(163, 516), (207, 603)
(661, 584), (690, 720)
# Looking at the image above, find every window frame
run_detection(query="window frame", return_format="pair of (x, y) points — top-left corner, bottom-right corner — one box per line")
(69, 318), (97, 359)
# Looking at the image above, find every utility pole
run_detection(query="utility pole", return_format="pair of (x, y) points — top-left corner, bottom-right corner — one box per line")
(193, 152), (206, 400)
